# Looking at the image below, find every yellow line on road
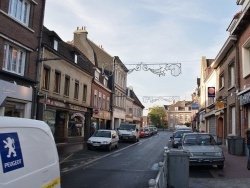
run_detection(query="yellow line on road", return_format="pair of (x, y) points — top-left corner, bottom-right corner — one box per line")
(60, 153), (74, 164)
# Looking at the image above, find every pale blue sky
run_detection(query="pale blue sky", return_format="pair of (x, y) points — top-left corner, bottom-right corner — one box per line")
(44, 0), (240, 109)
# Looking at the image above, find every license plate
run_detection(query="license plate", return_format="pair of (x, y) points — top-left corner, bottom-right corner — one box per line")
(93, 143), (100, 146)
(123, 136), (128, 139)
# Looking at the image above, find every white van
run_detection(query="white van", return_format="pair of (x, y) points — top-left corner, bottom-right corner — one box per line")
(0, 117), (60, 188)
(118, 123), (139, 143)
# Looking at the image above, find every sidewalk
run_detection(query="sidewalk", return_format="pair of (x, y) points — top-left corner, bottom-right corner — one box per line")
(189, 146), (250, 187)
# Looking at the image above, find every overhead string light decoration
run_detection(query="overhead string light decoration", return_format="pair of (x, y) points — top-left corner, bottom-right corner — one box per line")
(143, 96), (180, 103)
(127, 62), (182, 77)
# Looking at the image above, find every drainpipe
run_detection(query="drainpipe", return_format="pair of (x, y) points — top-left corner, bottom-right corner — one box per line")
(234, 38), (241, 136)
(33, 0), (46, 119)
(110, 56), (117, 129)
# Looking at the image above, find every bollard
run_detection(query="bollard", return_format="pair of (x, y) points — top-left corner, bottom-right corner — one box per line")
(148, 179), (156, 188)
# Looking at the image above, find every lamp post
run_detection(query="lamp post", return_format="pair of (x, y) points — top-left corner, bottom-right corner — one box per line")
(110, 56), (117, 129)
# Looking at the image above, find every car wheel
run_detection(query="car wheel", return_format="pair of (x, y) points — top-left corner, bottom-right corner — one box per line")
(108, 144), (112, 151)
(115, 143), (119, 149)
(217, 164), (224, 169)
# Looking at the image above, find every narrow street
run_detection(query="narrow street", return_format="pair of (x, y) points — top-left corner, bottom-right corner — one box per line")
(60, 131), (250, 188)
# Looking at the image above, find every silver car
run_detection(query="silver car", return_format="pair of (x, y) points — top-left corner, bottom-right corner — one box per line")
(181, 133), (225, 169)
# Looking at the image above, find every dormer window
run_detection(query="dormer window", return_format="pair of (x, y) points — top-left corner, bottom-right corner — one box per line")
(94, 68), (101, 80)
(53, 39), (58, 50)
(104, 76), (108, 87)
(74, 54), (78, 63)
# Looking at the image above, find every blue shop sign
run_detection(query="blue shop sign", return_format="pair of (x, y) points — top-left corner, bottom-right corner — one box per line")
(0, 132), (24, 173)
(239, 91), (250, 106)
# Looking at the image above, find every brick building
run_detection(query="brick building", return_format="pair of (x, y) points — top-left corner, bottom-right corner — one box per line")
(0, 0), (45, 118)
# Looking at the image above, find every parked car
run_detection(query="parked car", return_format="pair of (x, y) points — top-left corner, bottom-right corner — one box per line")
(148, 127), (155, 135)
(175, 125), (192, 131)
(180, 132), (225, 169)
(149, 125), (158, 134)
(139, 128), (145, 138)
(87, 129), (119, 151)
(118, 123), (140, 142)
(144, 127), (151, 137)
(169, 129), (193, 148)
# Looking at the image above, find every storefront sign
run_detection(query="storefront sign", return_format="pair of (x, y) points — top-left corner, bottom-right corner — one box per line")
(208, 87), (215, 97)
(69, 104), (87, 112)
(192, 103), (199, 110)
(239, 91), (250, 106)
(0, 80), (32, 106)
(39, 98), (66, 108)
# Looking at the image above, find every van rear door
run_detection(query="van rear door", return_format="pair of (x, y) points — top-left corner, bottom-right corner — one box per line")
(0, 117), (60, 188)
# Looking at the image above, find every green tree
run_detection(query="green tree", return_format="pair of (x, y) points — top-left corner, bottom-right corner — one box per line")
(148, 106), (166, 127)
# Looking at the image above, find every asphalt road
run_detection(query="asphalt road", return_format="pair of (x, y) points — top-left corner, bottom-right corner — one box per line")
(60, 131), (250, 188)
(61, 132), (167, 188)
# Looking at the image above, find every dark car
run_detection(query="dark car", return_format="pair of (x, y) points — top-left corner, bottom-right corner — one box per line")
(181, 132), (225, 169)
(169, 129), (193, 148)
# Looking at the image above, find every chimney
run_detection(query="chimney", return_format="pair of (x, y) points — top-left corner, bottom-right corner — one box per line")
(74, 26), (88, 40)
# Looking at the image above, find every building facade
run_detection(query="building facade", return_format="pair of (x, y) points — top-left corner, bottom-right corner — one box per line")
(0, 0), (45, 119)
(36, 26), (94, 143)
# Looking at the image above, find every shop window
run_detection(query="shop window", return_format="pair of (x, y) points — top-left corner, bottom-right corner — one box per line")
(42, 66), (50, 90)
(68, 113), (85, 137)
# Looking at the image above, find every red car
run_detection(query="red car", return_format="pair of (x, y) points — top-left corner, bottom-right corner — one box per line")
(139, 128), (145, 138)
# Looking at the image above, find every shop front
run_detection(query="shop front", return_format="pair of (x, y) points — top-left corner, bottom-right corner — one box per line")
(37, 97), (91, 143)
(0, 80), (33, 118)
(91, 108), (111, 137)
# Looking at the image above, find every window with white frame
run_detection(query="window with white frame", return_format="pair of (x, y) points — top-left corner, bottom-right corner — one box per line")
(53, 40), (58, 51)
(104, 77), (108, 87)
(98, 92), (102, 109)
(8, 0), (31, 26)
(3, 43), (26, 75)
(229, 63), (235, 88)
(219, 73), (225, 89)
(102, 95), (106, 110)
(94, 69), (100, 80)
(107, 97), (110, 111)
(242, 37), (250, 78)
(74, 54), (78, 64)
(94, 90), (98, 107)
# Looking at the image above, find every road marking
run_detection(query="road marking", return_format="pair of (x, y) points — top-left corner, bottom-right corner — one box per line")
(111, 153), (122, 157)
(60, 153), (74, 164)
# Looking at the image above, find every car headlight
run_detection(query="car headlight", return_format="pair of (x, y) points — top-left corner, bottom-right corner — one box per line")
(190, 152), (194, 157)
(132, 131), (136, 136)
(215, 152), (223, 156)
(87, 140), (92, 143)
(102, 141), (109, 144)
